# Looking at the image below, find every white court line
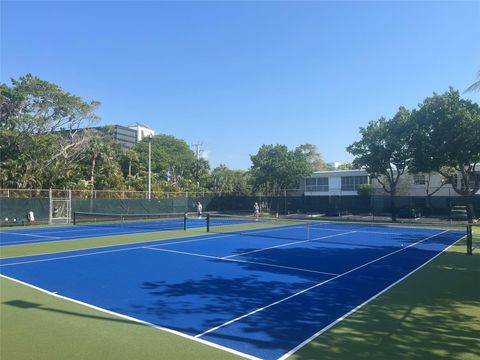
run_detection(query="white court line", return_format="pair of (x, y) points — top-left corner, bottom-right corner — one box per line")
(278, 232), (466, 360)
(1, 238), (63, 246)
(221, 231), (357, 259)
(0, 274), (260, 360)
(0, 230), (283, 264)
(0, 246), (145, 267)
(309, 225), (406, 236)
(0, 227), (174, 246)
(194, 230), (450, 338)
(0, 226), (211, 249)
(0, 232), (60, 240)
(143, 246), (339, 277)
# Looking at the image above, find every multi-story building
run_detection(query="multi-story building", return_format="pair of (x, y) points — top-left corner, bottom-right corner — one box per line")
(302, 169), (479, 197)
(67, 123), (155, 149)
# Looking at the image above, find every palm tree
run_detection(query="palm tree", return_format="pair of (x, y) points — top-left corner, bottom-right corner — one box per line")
(464, 70), (480, 93)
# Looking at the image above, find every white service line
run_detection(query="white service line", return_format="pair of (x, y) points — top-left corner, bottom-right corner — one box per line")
(0, 232), (61, 240)
(1, 238), (61, 246)
(143, 246), (339, 277)
(221, 231), (357, 259)
(309, 225), (405, 236)
(0, 245), (145, 267)
(0, 274), (260, 360)
(194, 230), (450, 338)
(0, 230), (285, 264)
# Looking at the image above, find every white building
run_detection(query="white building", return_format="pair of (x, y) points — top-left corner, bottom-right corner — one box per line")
(302, 169), (475, 197)
(127, 123), (155, 142)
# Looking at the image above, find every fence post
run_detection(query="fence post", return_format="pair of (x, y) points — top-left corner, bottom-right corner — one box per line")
(49, 188), (53, 224)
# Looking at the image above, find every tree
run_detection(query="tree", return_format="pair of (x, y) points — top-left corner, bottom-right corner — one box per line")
(121, 148), (145, 190)
(337, 163), (354, 170)
(0, 74), (100, 188)
(133, 134), (203, 191)
(347, 107), (413, 221)
(77, 128), (125, 191)
(191, 157), (210, 189)
(207, 164), (251, 194)
(357, 183), (373, 197)
(250, 144), (313, 193)
(410, 88), (480, 219)
(296, 144), (331, 171)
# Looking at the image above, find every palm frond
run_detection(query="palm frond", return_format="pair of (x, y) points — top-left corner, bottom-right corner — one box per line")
(464, 70), (480, 93)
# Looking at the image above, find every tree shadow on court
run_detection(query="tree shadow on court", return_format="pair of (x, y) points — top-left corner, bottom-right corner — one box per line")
(289, 246), (480, 360)
(128, 238), (478, 359)
(3, 299), (146, 326)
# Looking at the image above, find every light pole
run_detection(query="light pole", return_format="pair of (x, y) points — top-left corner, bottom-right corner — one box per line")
(148, 135), (152, 200)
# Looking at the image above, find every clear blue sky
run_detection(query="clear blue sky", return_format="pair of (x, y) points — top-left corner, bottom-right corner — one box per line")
(1, 1), (479, 170)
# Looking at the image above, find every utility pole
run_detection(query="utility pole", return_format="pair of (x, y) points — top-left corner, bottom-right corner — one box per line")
(191, 142), (203, 188)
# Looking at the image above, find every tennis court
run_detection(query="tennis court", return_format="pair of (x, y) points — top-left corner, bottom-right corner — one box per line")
(0, 213), (206, 246)
(0, 216), (466, 359)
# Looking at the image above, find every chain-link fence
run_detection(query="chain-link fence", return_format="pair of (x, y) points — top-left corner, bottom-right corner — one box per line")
(1, 188), (479, 225)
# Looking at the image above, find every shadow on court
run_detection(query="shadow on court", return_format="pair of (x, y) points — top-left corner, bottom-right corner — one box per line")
(288, 245), (480, 360)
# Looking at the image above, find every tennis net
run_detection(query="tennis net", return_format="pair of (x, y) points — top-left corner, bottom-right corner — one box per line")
(206, 214), (311, 241)
(467, 223), (479, 254)
(206, 213), (468, 247)
(73, 211), (188, 231)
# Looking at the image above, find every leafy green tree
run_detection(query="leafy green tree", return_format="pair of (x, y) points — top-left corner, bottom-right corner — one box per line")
(78, 128), (125, 191)
(410, 88), (480, 219)
(120, 148), (145, 190)
(250, 144), (313, 193)
(0, 74), (100, 188)
(133, 134), (202, 190)
(296, 144), (331, 171)
(336, 163), (354, 170)
(207, 164), (252, 194)
(347, 107), (413, 221)
(191, 157), (210, 189)
(357, 183), (373, 197)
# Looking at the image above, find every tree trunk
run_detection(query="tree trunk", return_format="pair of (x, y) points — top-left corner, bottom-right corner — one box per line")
(90, 154), (97, 194)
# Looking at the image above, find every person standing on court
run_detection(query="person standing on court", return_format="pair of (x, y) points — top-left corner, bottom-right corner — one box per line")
(26, 210), (35, 224)
(254, 202), (260, 220)
(197, 202), (203, 218)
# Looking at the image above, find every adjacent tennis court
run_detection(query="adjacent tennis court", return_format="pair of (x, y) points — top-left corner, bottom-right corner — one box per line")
(0, 215), (466, 359)
(0, 213), (206, 246)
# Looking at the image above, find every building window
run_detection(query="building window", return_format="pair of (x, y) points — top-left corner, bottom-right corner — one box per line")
(413, 174), (426, 185)
(341, 176), (368, 191)
(317, 177), (329, 191)
(305, 177), (329, 192)
(305, 178), (316, 192)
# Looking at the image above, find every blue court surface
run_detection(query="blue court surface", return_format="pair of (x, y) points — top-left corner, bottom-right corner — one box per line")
(0, 223), (465, 359)
(0, 218), (207, 246)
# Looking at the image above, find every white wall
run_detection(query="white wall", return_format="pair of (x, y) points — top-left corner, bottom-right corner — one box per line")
(303, 170), (469, 197)
(127, 125), (155, 142)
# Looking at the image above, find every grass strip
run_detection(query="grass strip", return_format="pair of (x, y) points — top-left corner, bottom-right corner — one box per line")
(0, 276), (243, 360)
(0, 228), (208, 259)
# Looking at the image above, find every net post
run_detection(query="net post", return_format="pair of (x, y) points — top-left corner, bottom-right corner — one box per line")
(184, 213), (187, 231)
(206, 213), (210, 232)
(73, 212), (76, 225)
(467, 225), (472, 255)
